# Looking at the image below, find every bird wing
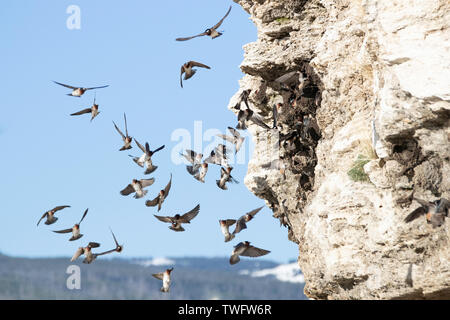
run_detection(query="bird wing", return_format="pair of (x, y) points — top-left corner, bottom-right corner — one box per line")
(250, 113), (270, 130)
(220, 167), (227, 178)
(216, 134), (235, 144)
(404, 206), (427, 223)
(176, 32), (208, 42)
(145, 195), (160, 207)
(71, 248), (84, 261)
(233, 217), (247, 235)
(180, 65), (185, 88)
(212, 5), (232, 29)
(53, 205), (71, 213)
(164, 175), (172, 197)
(262, 159), (281, 170)
(140, 178), (155, 188)
(88, 242), (101, 248)
(247, 206), (264, 218)
(152, 145), (165, 154)
(204, 151), (217, 164)
(179, 204), (200, 223)
(110, 229), (119, 247)
(227, 127), (241, 139)
(229, 175), (239, 184)
(113, 121), (125, 139)
(184, 150), (199, 164)
(94, 249), (116, 257)
(37, 212), (48, 226)
(53, 228), (73, 234)
(437, 198), (450, 214)
(154, 215), (173, 223)
(53, 81), (77, 89)
(134, 138), (146, 153)
(70, 108), (92, 116)
(189, 61), (211, 69)
(413, 197), (433, 208)
(85, 85), (109, 90)
(79, 208), (89, 225)
(120, 184), (135, 196)
(272, 104), (278, 128)
(186, 165), (200, 176)
(152, 272), (164, 280)
(123, 113), (129, 137)
(241, 245), (271, 257)
(274, 71), (299, 84)
(225, 219), (236, 227)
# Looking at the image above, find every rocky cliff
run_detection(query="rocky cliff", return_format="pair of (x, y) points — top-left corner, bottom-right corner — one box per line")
(230, 0), (450, 299)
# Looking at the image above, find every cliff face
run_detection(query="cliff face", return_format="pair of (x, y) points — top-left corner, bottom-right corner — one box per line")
(230, 0), (450, 299)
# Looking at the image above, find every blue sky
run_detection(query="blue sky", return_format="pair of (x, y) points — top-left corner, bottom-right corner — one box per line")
(0, 1), (299, 263)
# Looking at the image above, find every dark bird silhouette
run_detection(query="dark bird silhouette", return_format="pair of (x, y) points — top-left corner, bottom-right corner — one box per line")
(53, 208), (89, 241)
(404, 197), (449, 228)
(176, 6), (232, 41)
(180, 61), (211, 88)
(37, 205), (70, 226)
(145, 174), (172, 211)
(53, 81), (108, 97)
(154, 204), (200, 232)
(229, 241), (270, 265)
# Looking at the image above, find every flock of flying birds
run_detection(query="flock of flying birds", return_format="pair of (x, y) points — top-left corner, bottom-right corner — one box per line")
(36, 5), (273, 294)
(36, 4), (449, 295)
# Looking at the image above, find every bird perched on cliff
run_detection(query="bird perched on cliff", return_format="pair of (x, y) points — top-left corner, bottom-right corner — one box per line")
(154, 204), (200, 232)
(175, 6), (232, 41)
(229, 241), (270, 265)
(216, 166), (239, 190)
(70, 94), (100, 121)
(234, 102), (271, 131)
(302, 115), (321, 141)
(129, 139), (165, 174)
(113, 113), (133, 151)
(53, 208), (89, 241)
(152, 267), (173, 293)
(120, 178), (155, 199)
(261, 158), (286, 179)
(275, 199), (291, 228)
(180, 61), (211, 88)
(219, 219), (236, 242)
(217, 127), (245, 154)
(233, 207), (264, 235)
(404, 197), (449, 228)
(145, 174), (172, 211)
(53, 81), (109, 97)
(37, 205), (71, 226)
(233, 89), (252, 110)
(205, 144), (229, 167)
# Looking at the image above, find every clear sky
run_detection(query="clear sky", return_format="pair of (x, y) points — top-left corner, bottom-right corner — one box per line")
(0, 0), (299, 263)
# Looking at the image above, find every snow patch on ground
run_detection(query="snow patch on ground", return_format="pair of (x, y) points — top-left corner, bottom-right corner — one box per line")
(239, 263), (305, 284)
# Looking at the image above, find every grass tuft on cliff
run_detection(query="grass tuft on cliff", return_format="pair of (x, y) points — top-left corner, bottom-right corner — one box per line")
(275, 17), (290, 23)
(348, 154), (371, 182)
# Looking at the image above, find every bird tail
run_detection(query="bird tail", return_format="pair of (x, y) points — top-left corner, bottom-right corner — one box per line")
(144, 166), (157, 175)
(216, 180), (227, 190)
(225, 234), (235, 242)
(229, 254), (240, 265)
(134, 190), (148, 199)
(236, 122), (247, 130)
